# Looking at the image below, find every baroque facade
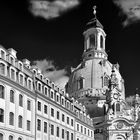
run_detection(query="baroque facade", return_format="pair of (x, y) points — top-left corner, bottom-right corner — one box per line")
(0, 46), (94, 140)
(66, 7), (140, 140)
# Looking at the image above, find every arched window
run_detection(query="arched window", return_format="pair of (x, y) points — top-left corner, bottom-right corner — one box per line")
(1, 50), (5, 59)
(0, 63), (5, 75)
(0, 85), (4, 99)
(9, 112), (14, 125)
(89, 34), (95, 48)
(19, 74), (24, 85)
(10, 90), (14, 103)
(10, 57), (14, 65)
(18, 138), (22, 140)
(19, 94), (23, 107)
(18, 115), (23, 128)
(100, 35), (104, 49)
(9, 135), (13, 140)
(104, 76), (109, 87)
(116, 103), (121, 112)
(78, 77), (85, 90)
(0, 133), (3, 140)
(10, 69), (15, 80)
(0, 109), (4, 122)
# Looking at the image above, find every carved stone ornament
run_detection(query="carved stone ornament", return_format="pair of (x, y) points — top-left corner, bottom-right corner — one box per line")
(116, 122), (123, 129)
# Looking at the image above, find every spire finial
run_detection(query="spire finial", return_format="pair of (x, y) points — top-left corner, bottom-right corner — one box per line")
(93, 5), (97, 18)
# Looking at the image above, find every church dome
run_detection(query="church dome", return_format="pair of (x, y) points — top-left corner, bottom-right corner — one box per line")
(66, 7), (125, 118)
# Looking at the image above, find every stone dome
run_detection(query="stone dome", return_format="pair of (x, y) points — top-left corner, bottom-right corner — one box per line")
(66, 13), (125, 118)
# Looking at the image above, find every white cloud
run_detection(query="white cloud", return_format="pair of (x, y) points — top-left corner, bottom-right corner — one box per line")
(32, 59), (69, 89)
(29, 0), (80, 19)
(113, 0), (140, 26)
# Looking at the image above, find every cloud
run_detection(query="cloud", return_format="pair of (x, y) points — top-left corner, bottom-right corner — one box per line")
(29, 0), (80, 19)
(113, 0), (140, 26)
(32, 59), (69, 88)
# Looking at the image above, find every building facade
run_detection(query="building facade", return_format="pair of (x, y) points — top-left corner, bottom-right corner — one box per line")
(0, 46), (94, 140)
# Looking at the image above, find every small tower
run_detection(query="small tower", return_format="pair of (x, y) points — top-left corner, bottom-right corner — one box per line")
(83, 6), (107, 61)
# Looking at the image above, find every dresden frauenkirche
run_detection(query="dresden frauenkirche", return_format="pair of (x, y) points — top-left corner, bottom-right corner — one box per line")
(66, 7), (140, 140)
(0, 5), (140, 140)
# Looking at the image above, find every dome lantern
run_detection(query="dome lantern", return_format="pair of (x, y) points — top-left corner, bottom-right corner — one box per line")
(83, 6), (107, 61)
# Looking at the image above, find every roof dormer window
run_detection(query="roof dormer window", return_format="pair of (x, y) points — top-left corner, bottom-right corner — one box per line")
(1, 50), (5, 60)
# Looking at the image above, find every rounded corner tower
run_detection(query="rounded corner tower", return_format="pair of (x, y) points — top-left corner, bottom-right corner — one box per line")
(66, 6), (125, 118)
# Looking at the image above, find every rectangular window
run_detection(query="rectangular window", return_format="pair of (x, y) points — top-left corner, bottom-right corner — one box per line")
(19, 94), (23, 107)
(91, 131), (93, 137)
(84, 128), (86, 135)
(44, 122), (47, 133)
(81, 125), (83, 133)
(88, 129), (90, 136)
(67, 131), (69, 140)
(67, 101), (69, 109)
(38, 101), (41, 111)
(0, 109), (4, 122)
(51, 124), (54, 135)
(71, 133), (74, 140)
(0, 63), (5, 75)
(10, 90), (14, 103)
(28, 80), (32, 90)
(19, 74), (24, 85)
(27, 120), (31, 131)
(57, 111), (59, 120)
(38, 83), (41, 92)
(61, 98), (64, 106)
(67, 117), (69, 124)
(51, 108), (54, 117)
(51, 91), (54, 99)
(77, 124), (79, 131)
(11, 69), (15, 80)
(71, 119), (73, 126)
(44, 87), (48, 96)
(56, 95), (59, 102)
(9, 112), (14, 125)
(27, 100), (31, 111)
(37, 119), (41, 131)
(62, 114), (65, 122)
(18, 115), (23, 128)
(44, 105), (47, 114)
(56, 126), (59, 137)
(62, 129), (65, 139)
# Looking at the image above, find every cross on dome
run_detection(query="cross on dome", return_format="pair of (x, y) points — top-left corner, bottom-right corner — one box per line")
(93, 5), (97, 18)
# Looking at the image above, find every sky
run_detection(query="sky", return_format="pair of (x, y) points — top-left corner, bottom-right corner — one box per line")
(0, 0), (140, 96)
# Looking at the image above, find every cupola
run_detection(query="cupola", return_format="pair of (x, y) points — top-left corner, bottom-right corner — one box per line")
(82, 6), (107, 61)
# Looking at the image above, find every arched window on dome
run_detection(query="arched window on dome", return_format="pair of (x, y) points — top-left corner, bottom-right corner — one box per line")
(116, 102), (121, 112)
(100, 35), (104, 49)
(89, 34), (95, 49)
(78, 77), (85, 90)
